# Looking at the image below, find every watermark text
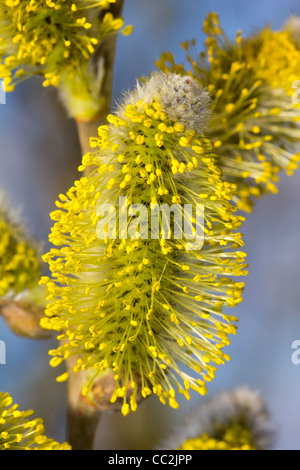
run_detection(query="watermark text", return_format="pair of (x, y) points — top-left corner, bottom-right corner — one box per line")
(0, 340), (6, 365)
(0, 80), (6, 105)
(96, 197), (205, 250)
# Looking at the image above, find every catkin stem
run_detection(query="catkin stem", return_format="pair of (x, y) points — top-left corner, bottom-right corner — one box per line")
(76, 0), (125, 175)
(66, 359), (102, 450)
(75, 115), (106, 176)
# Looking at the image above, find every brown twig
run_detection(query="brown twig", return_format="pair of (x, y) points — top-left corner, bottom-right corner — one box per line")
(65, 355), (102, 451)
(75, 0), (125, 173)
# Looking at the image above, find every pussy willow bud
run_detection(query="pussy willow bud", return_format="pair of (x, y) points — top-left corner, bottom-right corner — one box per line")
(0, 391), (71, 450)
(40, 72), (247, 415)
(159, 386), (274, 450)
(156, 13), (300, 212)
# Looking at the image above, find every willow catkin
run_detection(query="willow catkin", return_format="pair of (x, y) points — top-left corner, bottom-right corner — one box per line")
(41, 72), (247, 415)
(156, 13), (300, 212)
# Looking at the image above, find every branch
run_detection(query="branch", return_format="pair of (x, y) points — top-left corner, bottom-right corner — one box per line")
(65, 355), (102, 451)
(66, 0), (126, 449)
(76, 0), (125, 171)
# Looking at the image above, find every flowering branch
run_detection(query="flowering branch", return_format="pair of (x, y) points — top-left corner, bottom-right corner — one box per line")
(0, 0), (130, 449)
(1, 2), (300, 452)
(65, 0), (126, 450)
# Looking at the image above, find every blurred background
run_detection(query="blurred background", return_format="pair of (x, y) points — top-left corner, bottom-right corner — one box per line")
(1, 0), (300, 450)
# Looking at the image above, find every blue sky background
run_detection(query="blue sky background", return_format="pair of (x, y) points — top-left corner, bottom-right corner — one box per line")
(1, 0), (300, 450)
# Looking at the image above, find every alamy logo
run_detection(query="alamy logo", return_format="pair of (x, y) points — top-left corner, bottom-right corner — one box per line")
(0, 340), (6, 365)
(0, 80), (6, 105)
(96, 196), (205, 251)
(291, 340), (300, 365)
(292, 80), (300, 105)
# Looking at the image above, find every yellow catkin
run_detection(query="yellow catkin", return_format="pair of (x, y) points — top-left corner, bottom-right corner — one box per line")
(0, 0), (132, 119)
(41, 72), (247, 415)
(0, 392), (71, 450)
(156, 13), (300, 213)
